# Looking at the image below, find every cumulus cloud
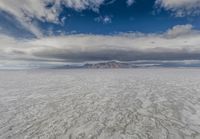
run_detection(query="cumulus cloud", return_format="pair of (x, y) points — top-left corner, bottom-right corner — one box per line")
(0, 0), (105, 37)
(1, 24), (200, 68)
(155, 0), (200, 16)
(165, 24), (196, 38)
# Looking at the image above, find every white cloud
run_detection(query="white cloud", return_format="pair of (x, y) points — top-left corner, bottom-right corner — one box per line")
(156, 0), (200, 16)
(95, 16), (112, 24)
(127, 0), (135, 7)
(62, 0), (105, 11)
(165, 24), (196, 38)
(103, 16), (112, 24)
(0, 0), (105, 37)
(1, 24), (200, 68)
(0, 0), (58, 37)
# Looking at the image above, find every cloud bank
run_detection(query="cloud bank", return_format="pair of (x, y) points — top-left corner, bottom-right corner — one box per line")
(1, 24), (200, 68)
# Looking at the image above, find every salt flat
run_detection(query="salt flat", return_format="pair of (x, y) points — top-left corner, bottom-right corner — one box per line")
(0, 69), (200, 139)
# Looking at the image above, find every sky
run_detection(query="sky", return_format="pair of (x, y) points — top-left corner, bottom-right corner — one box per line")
(1, 0), (200, 68)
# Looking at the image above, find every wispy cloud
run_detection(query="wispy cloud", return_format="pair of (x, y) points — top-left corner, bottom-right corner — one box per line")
(95, 15), (112, 24)
(0, 0), (106, 37)
(155, 0), (200, 16)
(126, 0), (135, 7)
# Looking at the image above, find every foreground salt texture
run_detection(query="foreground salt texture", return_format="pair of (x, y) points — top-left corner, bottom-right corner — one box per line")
(0, 69), (200, 139)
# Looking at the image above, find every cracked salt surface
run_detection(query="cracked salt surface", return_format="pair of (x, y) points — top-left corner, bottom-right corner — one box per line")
(0, 69), (200, 139)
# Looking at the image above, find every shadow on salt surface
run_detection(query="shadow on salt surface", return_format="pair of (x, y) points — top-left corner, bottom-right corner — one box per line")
(0, 69), (200, 139)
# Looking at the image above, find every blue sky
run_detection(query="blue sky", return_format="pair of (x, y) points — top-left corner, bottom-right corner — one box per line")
(1, 0), (200, 37)
(0, 0), (200, 68)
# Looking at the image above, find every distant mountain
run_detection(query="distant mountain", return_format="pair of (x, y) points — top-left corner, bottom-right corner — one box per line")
(53, 60), (200, 69)
(55, 61), (160, 69)
(83, 61), (129, 68)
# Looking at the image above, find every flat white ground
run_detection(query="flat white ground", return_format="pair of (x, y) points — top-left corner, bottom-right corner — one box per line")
(0, 69), (200, 139)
